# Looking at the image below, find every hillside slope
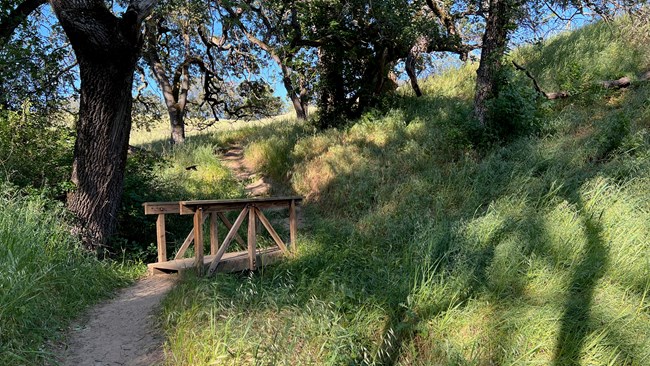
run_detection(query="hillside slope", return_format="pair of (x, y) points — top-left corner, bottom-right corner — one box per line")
(158, 19), (650, 365)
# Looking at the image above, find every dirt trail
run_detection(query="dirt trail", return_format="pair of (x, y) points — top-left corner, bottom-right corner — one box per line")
(219, 144), (306, 229)
(55, 275), (177, 366)
(220, 144), (272, 196)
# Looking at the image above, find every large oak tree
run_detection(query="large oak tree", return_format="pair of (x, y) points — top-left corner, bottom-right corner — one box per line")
(49, 0), (158, 250)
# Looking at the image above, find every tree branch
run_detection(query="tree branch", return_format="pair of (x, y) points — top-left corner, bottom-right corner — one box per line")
(127, 0), (159, 24)
(512, 61), (569, 99)
(0, 0), (47, 47)
(513, 61), (650, 99)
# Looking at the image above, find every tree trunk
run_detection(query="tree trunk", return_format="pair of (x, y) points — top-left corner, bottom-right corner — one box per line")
(169, 107), (186, 144)
(68, 55), (137, 250)
(290, 94), (308, 120)
(50, 0), (155, 250)
(406, 36), (428, 97)
(405, 53), (422, 97)
(473, 0), (512, 127)
(144, 20), (188, 145)
(279, 64), (307, 120)
(282, 71), (308, 120)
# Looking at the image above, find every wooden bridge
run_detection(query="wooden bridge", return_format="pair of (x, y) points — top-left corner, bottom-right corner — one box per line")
(144, 197), (301, 276)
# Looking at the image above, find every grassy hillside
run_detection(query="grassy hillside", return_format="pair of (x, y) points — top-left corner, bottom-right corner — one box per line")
(141, 19), (650, 365)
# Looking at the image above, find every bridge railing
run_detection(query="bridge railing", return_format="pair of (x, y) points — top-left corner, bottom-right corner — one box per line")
(143, 196), (302, 275)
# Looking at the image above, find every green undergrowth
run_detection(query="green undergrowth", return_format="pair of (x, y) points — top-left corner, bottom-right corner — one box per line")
(0, 185), (143, 365)
(120, 134), (247, 261)
(157, 19), (650, 365)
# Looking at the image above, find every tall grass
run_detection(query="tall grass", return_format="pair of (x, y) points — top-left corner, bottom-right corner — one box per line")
(0, 184), (142, 364)
(154, 18), (650, 365)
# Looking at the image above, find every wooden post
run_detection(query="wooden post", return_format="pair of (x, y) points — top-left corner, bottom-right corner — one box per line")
(193, 207), (204, 275)
(289, 199), (297, 251)
(248, 205), (257, 270)
(210, 212), (219, 255)
(156, 214), (167, 262)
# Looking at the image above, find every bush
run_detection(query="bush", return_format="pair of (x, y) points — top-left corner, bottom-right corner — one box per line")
(485, 66), (544, 142)
(0, 106), (74, 196)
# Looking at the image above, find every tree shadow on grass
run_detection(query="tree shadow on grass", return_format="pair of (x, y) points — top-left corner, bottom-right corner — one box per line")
(553, 198), (609, 366)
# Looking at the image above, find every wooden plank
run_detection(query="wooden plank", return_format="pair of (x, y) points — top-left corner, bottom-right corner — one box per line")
(210, 212), (218, 255)
(182, 196), (302, 206)
(208, 207), (249, 275)
(144, 202), (181, 215)
(179, 196), (302, 215)
(193, 208), (204, 275)
(217, 212), (246, 246)
(255, 207), (289, 254)
(156, 214), (167, 262)
(148, 247), (283, 274)
(174, 214), (208, 260)
(248, 206), (257, 270)
(290, 199), (297, 251)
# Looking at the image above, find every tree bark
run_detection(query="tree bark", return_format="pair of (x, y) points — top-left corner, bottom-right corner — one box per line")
(280, 65), (308, 120)
(50, 0), (155, 250)
(473, 0), (512, 126)
(405, 36), (428, 97)
(144, 20), (188, 145)
(169, 108), (185, 143)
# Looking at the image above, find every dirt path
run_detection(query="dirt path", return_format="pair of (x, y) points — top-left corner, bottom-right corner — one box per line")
(55, 275), (177, 366)
(219, 144), (306, 231)
(220, 144), (272, 196)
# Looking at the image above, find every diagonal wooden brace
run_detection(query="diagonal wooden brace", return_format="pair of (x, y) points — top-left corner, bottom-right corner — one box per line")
(208, 206), (249, 275)
(254, 207), (289, 254)
(174, 214), (208, 260)
(216, 212), (247, 246)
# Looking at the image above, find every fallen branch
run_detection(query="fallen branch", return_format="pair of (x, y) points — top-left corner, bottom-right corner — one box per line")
(512, 61), (569, 100)
(513, 61), (650, 99)
(601, 76), (631, 89)
(601, 71), (650, 89)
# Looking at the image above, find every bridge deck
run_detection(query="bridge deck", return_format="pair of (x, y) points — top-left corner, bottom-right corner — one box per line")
(148, 247), (283, 275)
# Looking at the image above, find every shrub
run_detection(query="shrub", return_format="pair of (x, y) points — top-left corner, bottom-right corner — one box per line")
(0, 105), (73, 196)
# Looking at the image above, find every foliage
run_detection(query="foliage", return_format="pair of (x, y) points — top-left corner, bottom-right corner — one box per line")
(485, 65), (544, 142)
(0, 105), (74, 195)
(0, 183), (142, 364)
(304, 0), (423, 125)
(0, 5), (76, 113)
